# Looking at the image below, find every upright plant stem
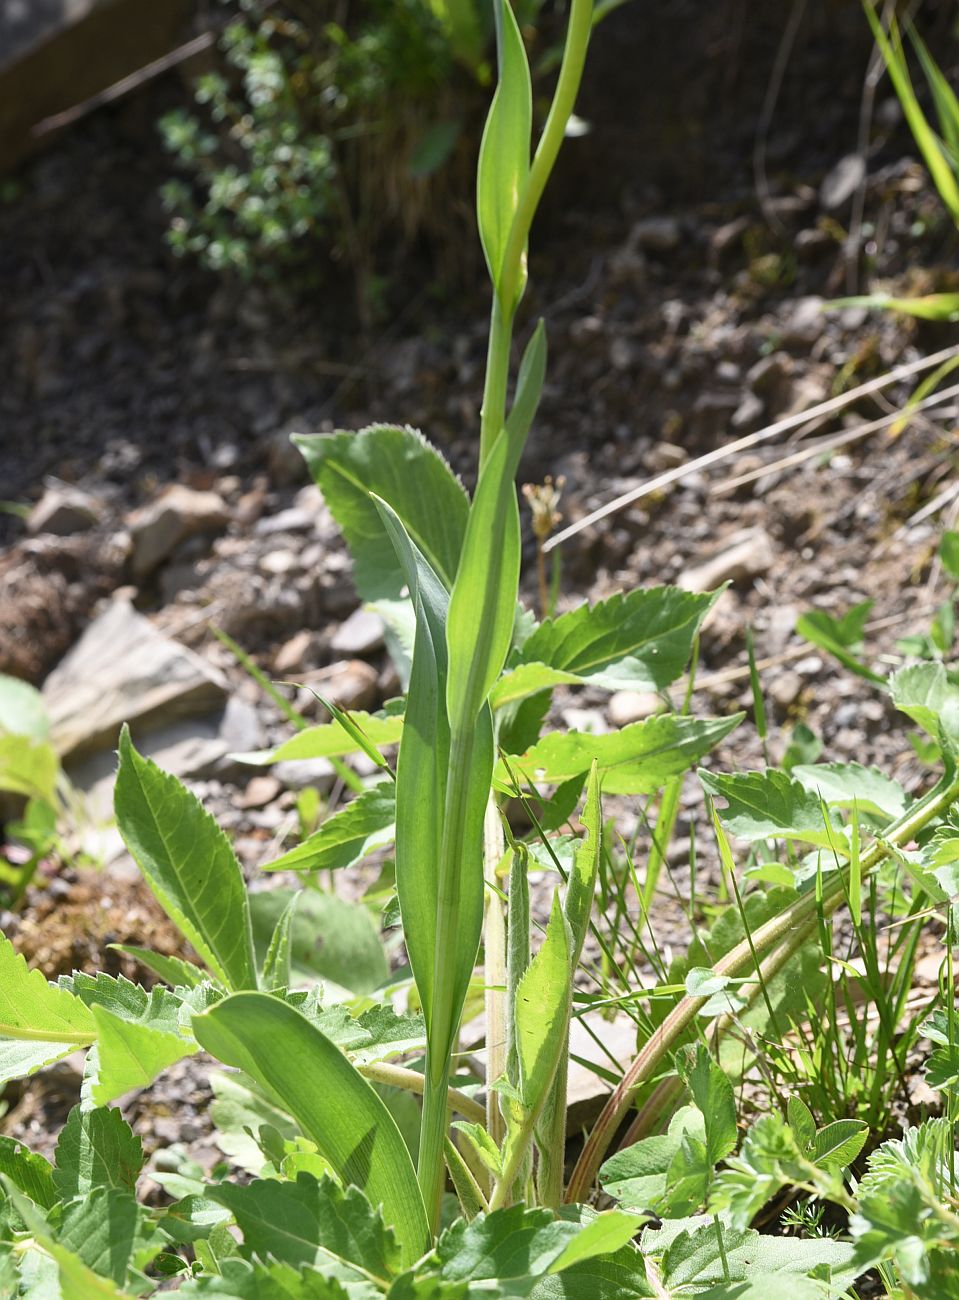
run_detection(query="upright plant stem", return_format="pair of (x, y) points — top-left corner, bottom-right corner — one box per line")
(566, 774), (959, 1201)
(484, 802), (508, 1149)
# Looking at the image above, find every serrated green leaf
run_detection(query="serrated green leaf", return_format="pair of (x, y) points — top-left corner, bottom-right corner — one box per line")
(792, 762), (909, 820)
(476, 0), (531, 300)
(0, 933), (94, 1044)
(437, 1205), (584, 1293)
(514, 586), (718, 696)
(685, 1046), (737, 1168)
(53, 1106), (143, 1198)
(701, 768), (844, 851)
(249, 888), (388, 996)
(210, 1171), (399, 1282)
(176, 1256), (355, 1297)
(509, 714), (742, 795)
(114, 727), (257, 990)
(294, 425), (469, 600)
(89, 1004), (194, 1105)
(0, 1135), (56, 1209)
(547, 1210), (644, 1273)
(890, 662), (959, 739)
(263, 786), (396, 874)
(58, 1187), (142, 1286)
(515, 894), (571, 1112)
(192, 992), (429, 1268)
(0, 1037), (80, 1086)
(261, 892), (298, 991)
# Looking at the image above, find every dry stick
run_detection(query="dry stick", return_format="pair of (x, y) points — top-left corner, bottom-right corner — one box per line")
(543, 344), (959, 554)
(32, 32), (217, 137)
(711, 382), (959, 496)
(564, 773), (959, 1201)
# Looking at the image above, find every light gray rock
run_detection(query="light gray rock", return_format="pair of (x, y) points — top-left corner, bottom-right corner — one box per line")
(299, 659), (378, 712)
(129, 485), (228, 577)
(27, 481), (101, 535)
(43, 599), (227, 759)
(608, 690), (663, 727)
(631, 215), (682, 252)
(819, 153), (866, 211)
(679, 527), (774, 593)
(272, 757), (337, 792)
(331, 608), (385, 657)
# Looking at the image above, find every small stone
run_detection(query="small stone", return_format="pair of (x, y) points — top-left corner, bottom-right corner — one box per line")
(274, 630), (315, 675)
(710, 216), (749, 259)
(679, 527), (774, 593)
(819, 153), (866, 211)
(129, 485), (229, 577)
(240, 775), (282, 809)
(746, 352), (792, 398)
(631, 215), (681, 252)
(255, 507), (313, 536)
(560, 707), (609, 734)
(769, 670), (803, 710)
(272, 757), (337, 792)
(331, 608), (385, 657)
(608, 691), (662, 727)
(259, 549), (298, 576)
(780, 297), (826, 348)
(647, 441), (687, 472)
(731, 390), (764, 431)
(28, 481), (101, 536)
(301, 659), (378, 711)
(608, 336), (636, 370)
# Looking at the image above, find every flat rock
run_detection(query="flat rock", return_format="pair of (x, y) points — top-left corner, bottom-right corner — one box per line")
(129, 485), (229, 577)
(43, 599), (227, 759)
(272, 757), (337, 793)
(819, 153), (865, 211)
(27, 480), (101, 535)
(274, 630), (316, 676)
(608, 690), (663, 727)
(679, 526), (774, 593)
(331, 608), (385, 657)
(299, 659), (378, 712)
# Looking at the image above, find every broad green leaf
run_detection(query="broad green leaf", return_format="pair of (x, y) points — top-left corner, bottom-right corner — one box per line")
(293, 425), (469, 600)
(58, 1187), (142, 1286)
(263, 786), (396, 874)
(160, 1194), (233, 1244)
(235, 711), (404, 767)
(436, 1205), (587, 1292)
(600, 1109), (706, 1214)
(508, 714), (742, 795)
(261, 892), (297, 991)
(0, 673), (49, 739)
(811, 1119), (868, 1172)
(249, 888), (388, 995)
(0, 1136), (56, 1209)
(115, 727), (258, 990)
(685, 1046), (737, 1168)
(0, 734), (58, 803)
(2, 1181), (135, 1299)
(53, 1106), (143, 1198)
(0, 1037), (79, 1085)
(547, 1210), (646, 1274)
(515, 893), (571, 1182)
(516, 586), (718, 694)
(107, 945), (206, 989)
(701, 768), (844, 852)
(192, 992), (429, 1268)
(211, 1172), (399, 1281)
(564, 764), (602, 969)
(476, 0), (531, 300)
(890, 662), (959, 738)
(787, 1096), (816, 1153)
(489, 663), (580, 710)
(792, 761), (909, 820)
(89, 1004), (195, 1105)
(0, 933), (94, 1044)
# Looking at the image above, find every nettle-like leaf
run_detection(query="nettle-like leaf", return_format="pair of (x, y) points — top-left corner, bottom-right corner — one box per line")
(107, 945), (206, 989)
(508, 586), (719, 699)
(211, 1172), (400, 1282)
(249, 887), (388, 996)
(57, 1187), (143, 1287)
(791, 762), (910, 820)
(505, 714), (742, 794)
(294, 425), (469, 601)
(115, 727), (258, 990)
(920, 1010), (959, 1091)
(700, 768), (845, 852)
(193, 992), (429, 1268)
(436, 1204), (643, 1297)
(263, 785), (396, 874)
(234, 710), (404, 768)
(890, 662), (959, 739)
(53, 1106), (144, 1199)
(0, 932), (95, 1046)
(0, 1135), (56, 1209)
(643, 1216), (858, 1296)
(600, 1107), (707, 1216)
(179, 1257), (354, 1297)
